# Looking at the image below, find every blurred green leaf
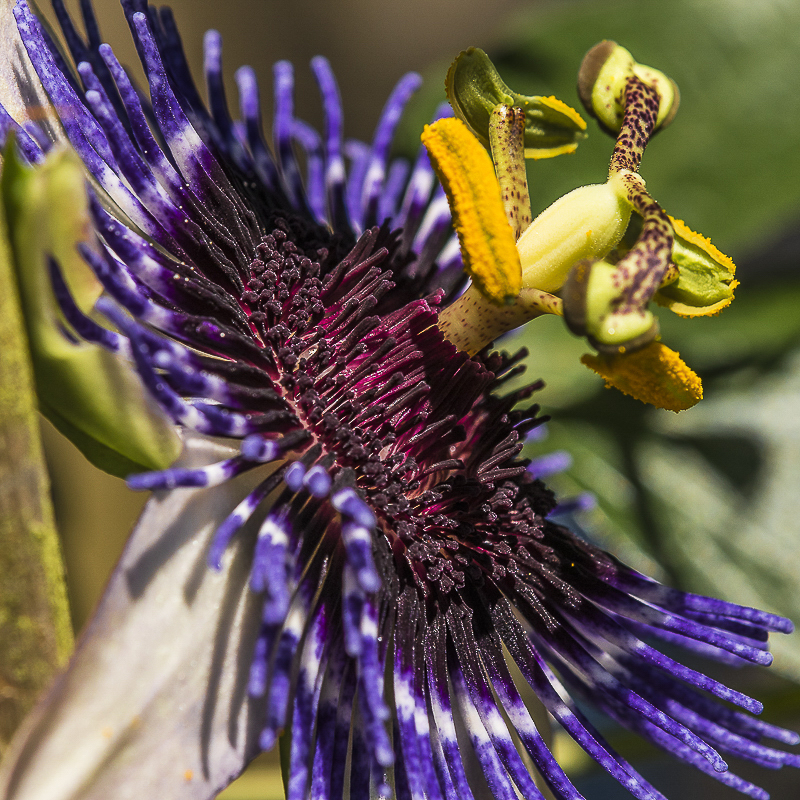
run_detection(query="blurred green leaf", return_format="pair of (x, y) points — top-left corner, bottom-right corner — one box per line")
(519, 280), (800, 677)
(643, 351), (800, 677)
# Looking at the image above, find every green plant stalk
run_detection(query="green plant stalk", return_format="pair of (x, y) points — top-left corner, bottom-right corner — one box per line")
(0, 179), (73, 758)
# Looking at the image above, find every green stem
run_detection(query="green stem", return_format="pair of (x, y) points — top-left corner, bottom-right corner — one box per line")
(0, 184), (73, 757)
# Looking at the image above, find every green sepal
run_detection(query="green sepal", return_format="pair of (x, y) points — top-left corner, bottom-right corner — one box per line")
(2, 142), (181, 478)
(445, 47), (587, 159)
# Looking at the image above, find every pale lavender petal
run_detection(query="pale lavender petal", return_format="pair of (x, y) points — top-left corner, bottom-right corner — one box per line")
(0, 436), (265, 800)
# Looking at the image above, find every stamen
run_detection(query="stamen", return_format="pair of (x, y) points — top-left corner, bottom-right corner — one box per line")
(494, 602), (665, 800)
(0, 103), (44, 162)
(261, 577), (318, 747)
(14, 3), (117, 168)
(47, 257), (123, 353)
(235, 65), (281, 192)
(98, 43), (186, 206)
(310, 56), (349, 232)
(422, 117), (522, 305)
(203, 30), (240, 163)
(208, 469), (286, 569)
(396, 109), (444, 251)
(527, 451), (572, 479)
(342, 563), (366, 658)
(155, 5), (207, 115)
(582, 342), (702, 412)
(286, 602), (331, 800)
(355, 597), (393, 768)
(251, 514), (292, 620)
(378, 158), (410, 225)
(548, 494), (596, 516)
(411, 186), (453, 275)
(359, 72), (422, 230)
(126, 455), (253, 491)
(292, 119), (326, 223)
(345, 139), (370, 231)
(436, 285), (560, 356)
(273, 60), (304, 207)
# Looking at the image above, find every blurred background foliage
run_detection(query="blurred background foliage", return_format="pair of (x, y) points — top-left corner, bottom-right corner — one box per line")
(26, 0), (800, 797)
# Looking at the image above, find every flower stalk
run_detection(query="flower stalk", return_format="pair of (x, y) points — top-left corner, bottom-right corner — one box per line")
(0, 145), (72, 757)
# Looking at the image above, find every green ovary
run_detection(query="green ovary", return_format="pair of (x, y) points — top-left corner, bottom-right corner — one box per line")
(516, 178), (631, 294)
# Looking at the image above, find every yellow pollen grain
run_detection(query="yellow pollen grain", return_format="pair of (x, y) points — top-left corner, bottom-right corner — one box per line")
(421, 118), (522, 305)
(184, 770), (194, 782)
(101, 727), (113, 739)
(582, 341), (702, 412)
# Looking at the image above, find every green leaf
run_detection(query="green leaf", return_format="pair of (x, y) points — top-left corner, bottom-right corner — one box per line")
(642, 355), (800, 678)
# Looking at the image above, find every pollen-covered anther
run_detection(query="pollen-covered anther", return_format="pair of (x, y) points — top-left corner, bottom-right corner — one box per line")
(421, 117), (522, 305)
(582, 341), (703, 411)
(445, 46), (587, 158)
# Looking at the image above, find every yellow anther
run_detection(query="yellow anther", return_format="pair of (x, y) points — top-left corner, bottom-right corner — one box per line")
(581, 341), (703, 412)
(421, 117), (522, 305)
(654, 218), (738, 317)
(528, 96), (587, 159)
